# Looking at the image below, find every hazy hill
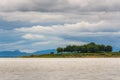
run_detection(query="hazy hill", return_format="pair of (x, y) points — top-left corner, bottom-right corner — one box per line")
(0, 50), (30, 57)
(0, 49), (57, 57)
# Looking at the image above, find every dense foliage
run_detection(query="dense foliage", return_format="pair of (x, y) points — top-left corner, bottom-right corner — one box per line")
(57, 42), (112, 53)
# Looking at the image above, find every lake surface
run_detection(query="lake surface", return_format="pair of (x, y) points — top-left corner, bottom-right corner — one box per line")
(0, 58), (120, 80)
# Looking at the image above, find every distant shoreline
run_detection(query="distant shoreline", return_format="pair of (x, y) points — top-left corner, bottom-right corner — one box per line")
(21, 52), (120, 58)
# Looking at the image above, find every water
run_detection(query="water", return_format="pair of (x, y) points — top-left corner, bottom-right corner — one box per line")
(0, 58), (120, 80)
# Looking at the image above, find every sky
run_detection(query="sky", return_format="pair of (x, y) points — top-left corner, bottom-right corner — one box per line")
(0, 0), (120, 52)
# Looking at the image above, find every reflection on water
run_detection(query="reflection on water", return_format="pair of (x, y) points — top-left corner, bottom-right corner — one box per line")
(0, 58), (120, 80)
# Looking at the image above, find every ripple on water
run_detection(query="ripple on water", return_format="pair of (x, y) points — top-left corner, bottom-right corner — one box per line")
(0, 58), (120, 80)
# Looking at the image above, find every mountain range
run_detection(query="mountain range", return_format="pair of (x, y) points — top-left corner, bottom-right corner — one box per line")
(0, 49), (57, 57)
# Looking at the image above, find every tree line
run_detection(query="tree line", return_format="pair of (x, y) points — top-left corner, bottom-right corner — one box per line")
(57, 42), (112, 53)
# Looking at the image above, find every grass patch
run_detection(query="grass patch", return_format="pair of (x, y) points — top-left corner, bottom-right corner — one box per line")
(21, 52), (120, 58)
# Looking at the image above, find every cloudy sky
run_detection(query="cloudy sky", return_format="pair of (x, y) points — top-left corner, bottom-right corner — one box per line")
(0, 0), (120, 52)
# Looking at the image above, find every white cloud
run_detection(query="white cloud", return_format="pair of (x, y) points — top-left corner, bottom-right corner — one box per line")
(12, 21), (120, 52)
(0, 12), (65, 23)
(1, 21), (120, 52)
(22, 34), (45, 40)
(15, 21), (120, 34)
(0, 11), (120, 24)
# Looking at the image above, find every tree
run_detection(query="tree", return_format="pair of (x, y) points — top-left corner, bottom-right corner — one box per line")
(56, 42), (113, 53)
(57, 47), (63, 53)
(98, 45), (106, 52)
(65, 45), (73, 52)
(71, 45), (79, 52)
(105, 45), (112, 52)
(76, 46), (81, 52)
(87, 42), (99, 53)
(81, 45), (88, 53)
(87, 45), (99, 53)
(88, 42), (96, 45)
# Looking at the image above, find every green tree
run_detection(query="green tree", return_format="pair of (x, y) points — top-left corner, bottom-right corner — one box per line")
(56, 42), (113, 53)
(57, 47), (63, 53)
(76, 46), (82, 52)
(72, 45), (78, 52)
(98, 45), (106, 52)
(81, 45), (88, 53)
(88, 42), (96, 45)
(65, 45), (73, 52)
(105, 45), (113, 52)
(86, 42), (99, 53)
(87, 45), (99, 53)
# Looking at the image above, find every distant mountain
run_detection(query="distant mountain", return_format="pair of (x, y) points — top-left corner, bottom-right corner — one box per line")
(0, 49), (57, 58)
(0, 50), (31, 57)
(33, 49), (57, 55)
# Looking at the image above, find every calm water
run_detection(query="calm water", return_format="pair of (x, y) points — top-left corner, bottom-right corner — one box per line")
(0, 58), (120, 80)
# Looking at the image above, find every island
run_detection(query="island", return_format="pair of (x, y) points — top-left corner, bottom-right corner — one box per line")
(22, 42), (120, 58)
